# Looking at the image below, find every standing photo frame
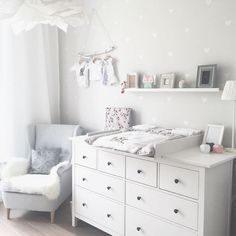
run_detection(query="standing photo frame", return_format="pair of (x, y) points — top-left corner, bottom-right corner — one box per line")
(160, 73), (176, 88)
(202, 124), (224, 145)
(127, 73), (139, 88)
(196, 64), (217, 88)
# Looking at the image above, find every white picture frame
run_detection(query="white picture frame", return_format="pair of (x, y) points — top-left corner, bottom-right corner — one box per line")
(160, 73), (176, 88)
(202, 124), (224, 145)
(127, 73), (138, 88)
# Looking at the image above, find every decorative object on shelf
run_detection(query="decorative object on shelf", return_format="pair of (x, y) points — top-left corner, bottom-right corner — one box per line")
(121, 81), (127, 94)
(212, 144), (224, 153)
(127, 73), (138, 88)
(178, 79), (186, 88)
(0, 0), (87, 34)
(202, 124), (224, 145)
(160, 73), (176, 88)
(142, 75), (155, 88)
(200, 144), (211, 153)
(221, 80), (236, 152)
(196, 64), (217, 88)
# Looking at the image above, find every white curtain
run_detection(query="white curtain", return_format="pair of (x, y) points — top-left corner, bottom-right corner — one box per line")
(0, 23), (60, 160)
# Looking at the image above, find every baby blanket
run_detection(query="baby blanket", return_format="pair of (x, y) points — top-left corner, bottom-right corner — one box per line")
(85, 126), (202, 157)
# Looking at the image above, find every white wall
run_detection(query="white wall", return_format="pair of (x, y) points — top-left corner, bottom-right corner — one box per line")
(59, 0), (236, 147)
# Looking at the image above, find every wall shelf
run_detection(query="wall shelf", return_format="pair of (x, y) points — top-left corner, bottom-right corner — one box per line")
(125, 88), (220, 93)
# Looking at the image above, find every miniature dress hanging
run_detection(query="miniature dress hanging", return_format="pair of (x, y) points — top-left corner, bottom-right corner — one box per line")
(71, 60), (89, 88)
(102, 57), (118, 85)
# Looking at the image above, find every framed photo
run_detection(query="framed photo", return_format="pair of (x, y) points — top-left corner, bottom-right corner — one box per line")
(196, 64), (217, 88)
(127, 73), (138, 88)
(202, 124), (224, 145)
(160, 73), (176, 88)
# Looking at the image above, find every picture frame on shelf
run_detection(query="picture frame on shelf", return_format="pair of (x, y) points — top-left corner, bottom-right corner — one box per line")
(202, 124), (224, 145)
(196, 64), (217, 88)
(127, 73), (138, 88)
(160, 73), (176, 88)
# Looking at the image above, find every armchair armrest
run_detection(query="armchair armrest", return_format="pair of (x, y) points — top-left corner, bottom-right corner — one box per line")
(50, 161), (71, 177)
(2, 158), (29, 180)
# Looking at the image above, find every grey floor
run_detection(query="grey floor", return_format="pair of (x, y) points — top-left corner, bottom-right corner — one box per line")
(0, 200), (109, 236)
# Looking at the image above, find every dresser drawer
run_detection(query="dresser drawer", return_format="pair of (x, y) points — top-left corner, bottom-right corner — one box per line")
(126, 182), (198, 230)
(126, 207), (197, 236)
(75, 187), (124, 235)
(126, 157), (157, 187)
(74, 145), (96, 169)
(97, 151), (125, 177)
(159, 164), (199, 199)
(75, 165), (125, 202)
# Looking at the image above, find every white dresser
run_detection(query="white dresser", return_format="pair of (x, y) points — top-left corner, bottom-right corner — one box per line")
(71, 137), (235, 236)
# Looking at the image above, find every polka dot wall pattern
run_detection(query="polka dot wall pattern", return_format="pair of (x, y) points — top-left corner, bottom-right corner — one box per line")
(60, 0), (236, 145)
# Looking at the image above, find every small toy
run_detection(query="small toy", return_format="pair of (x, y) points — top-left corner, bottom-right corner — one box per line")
(121, 81), (127, 94)
(212, 144), (224, 153)
(200, 144), (211, 153)
(206, 142), (214, 151)
(179, 79), (186, 88)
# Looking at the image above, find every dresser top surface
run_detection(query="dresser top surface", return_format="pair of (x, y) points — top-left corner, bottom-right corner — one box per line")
(71, 136), (236, 168)
(159, 147), (236, 168)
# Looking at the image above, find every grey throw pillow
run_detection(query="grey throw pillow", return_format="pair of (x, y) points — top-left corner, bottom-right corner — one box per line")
(29, 148), (61, 175)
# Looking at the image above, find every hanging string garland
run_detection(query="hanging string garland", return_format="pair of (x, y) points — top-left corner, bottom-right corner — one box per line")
(77, 9), (116, 58)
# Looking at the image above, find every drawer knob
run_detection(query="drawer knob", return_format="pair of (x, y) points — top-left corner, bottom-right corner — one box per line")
(174, 209), (179, 214)
(82, 203), (86, 207)
(136, 227), (141, 231)
(82, 155), (86, 159)
(137, 169), (142, 174)
(82, 178), (86, 181)
(107, 186), (111, 190)
(137, 196), (142, 201)
(174, 179), (179, 184)
(107, 162), (112, 166)
(107, 214), (111, 218)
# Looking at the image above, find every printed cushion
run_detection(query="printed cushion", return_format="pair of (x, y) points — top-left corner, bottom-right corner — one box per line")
(105, 107), (132, 130)
(29, 148), (61, 175)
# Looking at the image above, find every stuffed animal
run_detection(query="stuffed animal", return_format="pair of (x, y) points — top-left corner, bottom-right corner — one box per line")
(121, 81), (127, 93)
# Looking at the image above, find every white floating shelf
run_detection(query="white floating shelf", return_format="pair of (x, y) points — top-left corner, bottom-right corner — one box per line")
(125, 88), (220, 93)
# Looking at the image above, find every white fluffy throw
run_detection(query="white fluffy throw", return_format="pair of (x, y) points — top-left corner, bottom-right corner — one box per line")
(2, 161), (68, 200)
(1, 158), (28, 180)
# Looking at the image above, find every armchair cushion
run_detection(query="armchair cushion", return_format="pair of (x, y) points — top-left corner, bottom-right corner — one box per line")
(29, 148), (61, 175)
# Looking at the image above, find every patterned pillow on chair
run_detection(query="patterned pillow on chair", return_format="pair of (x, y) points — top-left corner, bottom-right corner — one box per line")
(105, 107), (132, 130)
(29, 148), (61, 175)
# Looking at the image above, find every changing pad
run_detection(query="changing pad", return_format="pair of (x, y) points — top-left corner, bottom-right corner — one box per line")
(85, 125), (202, 157)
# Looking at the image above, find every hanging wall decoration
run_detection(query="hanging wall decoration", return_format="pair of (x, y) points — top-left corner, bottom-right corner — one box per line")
(72, 9), (118, 88)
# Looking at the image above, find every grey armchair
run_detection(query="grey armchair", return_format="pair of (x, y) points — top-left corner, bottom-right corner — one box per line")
(1, 124), (82, 223)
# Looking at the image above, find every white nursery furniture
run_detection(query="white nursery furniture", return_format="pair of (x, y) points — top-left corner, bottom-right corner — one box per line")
(71, 136), (235, 236)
